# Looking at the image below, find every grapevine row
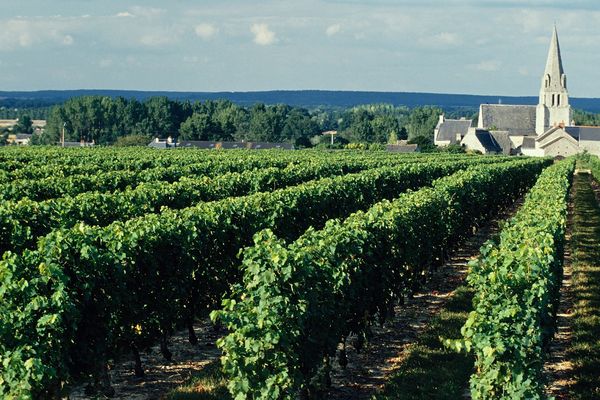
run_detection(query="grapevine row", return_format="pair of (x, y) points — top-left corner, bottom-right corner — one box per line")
(0, 156), (515, 255)
(0, 161), (361, 253)
(0, 159), (481, 398)
(456, 159), (574, 399)
(0, 152), (507, 201)
(0, 147), (474, 177)
(212, 159), (550, 399)
(0, 149), (510, 187)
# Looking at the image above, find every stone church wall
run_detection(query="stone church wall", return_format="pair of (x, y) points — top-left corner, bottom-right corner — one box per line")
(580, 140), (600, 156)
(542, 139), (579, 157)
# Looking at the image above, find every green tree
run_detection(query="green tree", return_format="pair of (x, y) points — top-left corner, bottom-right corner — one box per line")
(387, 130), (398, 144)
(404, 106), (442, 141)
(13, 115), (34, 134)
(372, 114), (400, 143)
(114, 134), (152, 147)
(179, 112), (221, 141)
(281, 108), (319, 146)
(573, 109), (600, 126)
(408, 135), (436, 152)
(248, 104), (283, 142)
(343, 109), (374, 142)
(143, 97), (177, 138)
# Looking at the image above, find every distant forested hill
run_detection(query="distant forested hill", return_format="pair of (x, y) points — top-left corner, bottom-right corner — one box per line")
(2, 89), (600, 112)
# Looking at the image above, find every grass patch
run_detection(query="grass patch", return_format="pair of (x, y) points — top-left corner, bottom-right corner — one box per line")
(373, 286), (474, 400)
(164, 361), (230, 400)
(567, 173), (600, 399)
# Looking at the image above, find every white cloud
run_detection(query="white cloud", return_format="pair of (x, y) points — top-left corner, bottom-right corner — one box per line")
(139, 33), (173, 47)
(130, 6), (165, 18)
(471, 60), (501, 72)
(326, 24), (341, 36)
(115, 12), (134, 18)
(417, 31), (461, 47)
(251, 23), (276, 45)
(434, 32), (459, 45)
(0, 18), (77, 51)
(195, 23), (217, 40)
(62, 35), (74, 45)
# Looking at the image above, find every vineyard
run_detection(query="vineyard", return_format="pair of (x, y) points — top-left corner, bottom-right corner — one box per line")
(0, 147), (598, 400)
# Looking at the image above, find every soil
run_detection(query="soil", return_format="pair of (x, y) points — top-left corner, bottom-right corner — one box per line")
(543, 178), (576, 399)
(544, 172), (600, 399)
(68, 320), (222, 400)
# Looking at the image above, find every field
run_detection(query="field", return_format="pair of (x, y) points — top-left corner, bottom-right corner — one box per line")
(0, 147), (598, 399)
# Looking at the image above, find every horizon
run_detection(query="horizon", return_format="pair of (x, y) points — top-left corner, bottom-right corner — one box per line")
(1, 88), (600, 101)
(2, 1), (600, 97)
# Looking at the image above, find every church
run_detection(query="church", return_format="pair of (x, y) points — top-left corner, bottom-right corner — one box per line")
(434, 27), (600, 156)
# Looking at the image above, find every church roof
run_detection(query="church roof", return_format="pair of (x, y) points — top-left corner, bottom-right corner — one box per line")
(387, 144), (419, 153)
(436, 119), (471, 142)
(544, 26), (564, 81)
(479, 104), (537, 136)
(565, 126), (600, 141)
(474, 130), (503, 153)
(538, 129), (578, 149)
(489, 131), (512, 154)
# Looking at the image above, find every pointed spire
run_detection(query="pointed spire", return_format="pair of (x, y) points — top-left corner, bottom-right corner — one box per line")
(544, 25), (564, 79)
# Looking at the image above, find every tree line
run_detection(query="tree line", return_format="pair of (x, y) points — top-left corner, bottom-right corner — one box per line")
(6, 96), (600, 148)
(573, 109), (600, 126)
(31, 96), (450, 147)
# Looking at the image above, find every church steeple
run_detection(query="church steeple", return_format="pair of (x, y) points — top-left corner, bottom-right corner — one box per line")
(544, 25), (564, 80)
(536, 26), (572, 135)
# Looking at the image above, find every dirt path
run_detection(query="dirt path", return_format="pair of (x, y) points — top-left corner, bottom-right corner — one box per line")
(543, 174), (576, 399)
(544, 172), (600, 399)
(69, 320), (222, 400)
(325, 199), (524, 400)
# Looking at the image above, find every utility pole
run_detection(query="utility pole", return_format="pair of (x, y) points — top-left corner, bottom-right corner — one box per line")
(61, 122), (66, 147)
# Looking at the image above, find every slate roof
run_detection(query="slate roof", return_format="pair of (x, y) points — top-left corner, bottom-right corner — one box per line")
(148, 141), (170, 149)
(475, 130), (503, 153)
(489, 131), (512, 154)
(479, 104), (537, 136)
(60, 141), (94, 147)
(436, 119), (472, 142)
(178, 141), (237, 149)
(151, 140), (294, 150)
(251, 142), (294, 150)
(565, 126), (600, 141)
(386, 144), (419, 153)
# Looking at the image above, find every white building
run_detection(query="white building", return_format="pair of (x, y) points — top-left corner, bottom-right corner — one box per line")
(435, 27), (600, 156)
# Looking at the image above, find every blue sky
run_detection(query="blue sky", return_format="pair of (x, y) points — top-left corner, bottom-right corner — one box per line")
(1, 0), (600, 96)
